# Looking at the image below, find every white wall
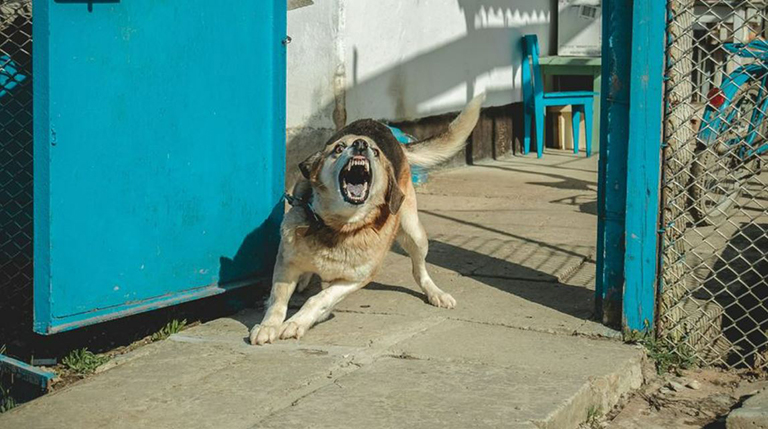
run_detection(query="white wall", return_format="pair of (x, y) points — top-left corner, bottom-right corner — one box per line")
(286, 0), (341, 130)
(343, 0), (553, 122)
(285, 0), (555, 169)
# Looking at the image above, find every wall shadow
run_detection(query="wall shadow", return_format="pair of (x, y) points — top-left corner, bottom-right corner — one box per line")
(218, 201), (283, 287)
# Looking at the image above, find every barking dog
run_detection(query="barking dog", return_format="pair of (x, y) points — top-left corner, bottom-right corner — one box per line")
(250, 94), (484, 345)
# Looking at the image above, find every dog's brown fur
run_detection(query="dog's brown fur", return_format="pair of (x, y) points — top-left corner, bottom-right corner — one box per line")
(250, 94), (484, 345)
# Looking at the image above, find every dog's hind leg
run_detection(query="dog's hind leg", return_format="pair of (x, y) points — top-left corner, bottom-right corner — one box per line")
(397, 201), (457, 309)
(278, 280), (363, 340)
(250, 258), (302, 345)
(296, 273), (314, 293)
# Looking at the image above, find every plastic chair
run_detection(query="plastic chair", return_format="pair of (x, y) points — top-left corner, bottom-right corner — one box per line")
(521, 35), (596, 158)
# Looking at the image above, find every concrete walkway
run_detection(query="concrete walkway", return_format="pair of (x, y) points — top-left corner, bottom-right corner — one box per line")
(0, 152), (645, 429)
(728, 388), (768, 428)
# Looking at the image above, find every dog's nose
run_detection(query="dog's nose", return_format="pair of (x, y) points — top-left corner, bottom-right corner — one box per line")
(352, 139), (368, 151)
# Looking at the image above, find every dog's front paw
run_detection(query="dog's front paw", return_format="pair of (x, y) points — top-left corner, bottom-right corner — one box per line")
(278, 320), (309, 340)
(250, 324), (280, 345)
(427, 291), (457, 309)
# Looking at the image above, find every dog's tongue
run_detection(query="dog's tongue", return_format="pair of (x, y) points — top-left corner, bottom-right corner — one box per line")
(348, 184), (365, 198)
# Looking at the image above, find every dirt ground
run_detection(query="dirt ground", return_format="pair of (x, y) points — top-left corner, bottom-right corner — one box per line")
(580, 366), (768, 429)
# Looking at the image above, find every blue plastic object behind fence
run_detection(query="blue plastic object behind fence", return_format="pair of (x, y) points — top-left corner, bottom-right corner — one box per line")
(386, 125), (428, 185)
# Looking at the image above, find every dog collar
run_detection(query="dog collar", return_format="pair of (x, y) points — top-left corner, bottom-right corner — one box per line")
(284, 192), (325, 229)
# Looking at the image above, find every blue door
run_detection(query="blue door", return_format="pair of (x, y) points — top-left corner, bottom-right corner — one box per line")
(32, 1), (286, 334)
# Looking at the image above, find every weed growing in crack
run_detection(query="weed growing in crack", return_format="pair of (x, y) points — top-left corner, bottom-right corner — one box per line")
(151, 319), (187, 341)
(584, 405), (603, 428)
(0, 344), (16, 413)
(62, 348), (110, 375)
(0, 384), (15, 414)
(624, 328), (697, 374)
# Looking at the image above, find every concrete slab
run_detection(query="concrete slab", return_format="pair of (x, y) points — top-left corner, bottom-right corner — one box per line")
(728, 388), (768, 429)
(0, 154), (636, 429)
(0, 340), (341, 429)
(256, 358), (552, 429)
(336, 270), (604, 337)
(416, 154), (598, 248)
(255, 321), (643, 429)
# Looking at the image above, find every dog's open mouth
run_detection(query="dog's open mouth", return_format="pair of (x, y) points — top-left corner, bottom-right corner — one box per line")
(339, 156), (372, 204)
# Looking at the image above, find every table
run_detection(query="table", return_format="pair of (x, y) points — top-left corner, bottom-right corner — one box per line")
(539, 56), (601, 151)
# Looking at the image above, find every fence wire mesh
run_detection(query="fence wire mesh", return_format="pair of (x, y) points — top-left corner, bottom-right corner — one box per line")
(0, 0), (33, 343)
(661, 0), (768, 369)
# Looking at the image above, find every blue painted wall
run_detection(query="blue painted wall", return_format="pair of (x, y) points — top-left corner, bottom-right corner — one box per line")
(34, 0), (287, 333)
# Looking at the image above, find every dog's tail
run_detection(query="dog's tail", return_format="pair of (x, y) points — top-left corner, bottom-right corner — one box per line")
(403, 93), (485, 169)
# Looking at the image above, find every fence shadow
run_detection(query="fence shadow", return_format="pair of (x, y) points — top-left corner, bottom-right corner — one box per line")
(388, 239), (594, 321)
(697, 223), (768, 367)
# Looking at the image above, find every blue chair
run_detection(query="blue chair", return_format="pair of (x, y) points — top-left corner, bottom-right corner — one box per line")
(521, 35), (596, 158)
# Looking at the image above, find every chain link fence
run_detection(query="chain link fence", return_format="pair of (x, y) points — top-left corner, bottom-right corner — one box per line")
(661, 0), (768, 369)
(0, 0), (33, 344)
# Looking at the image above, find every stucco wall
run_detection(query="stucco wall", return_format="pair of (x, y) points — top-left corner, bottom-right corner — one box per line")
(285, 0), (556, 181)
(343, 0), (553, 122)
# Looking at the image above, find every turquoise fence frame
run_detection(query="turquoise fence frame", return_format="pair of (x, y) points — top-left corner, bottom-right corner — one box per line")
(596, 0), (666, 332)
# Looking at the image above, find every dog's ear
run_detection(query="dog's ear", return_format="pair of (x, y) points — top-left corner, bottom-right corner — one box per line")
(299, 152), (322, 180)
(386, 177), (405, 215)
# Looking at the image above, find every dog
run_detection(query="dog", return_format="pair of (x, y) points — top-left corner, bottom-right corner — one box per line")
(250, 94), (484, 345)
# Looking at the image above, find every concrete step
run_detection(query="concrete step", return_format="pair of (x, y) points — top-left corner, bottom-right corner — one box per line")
(0, 312), (643, 429)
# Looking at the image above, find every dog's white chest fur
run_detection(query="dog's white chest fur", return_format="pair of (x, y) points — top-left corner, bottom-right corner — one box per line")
(281, 207), (396, 283)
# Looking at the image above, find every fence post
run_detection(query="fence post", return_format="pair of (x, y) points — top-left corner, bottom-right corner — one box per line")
(622, 0), (666, 332)
(596, 0), (632, 327)
(597, 0), (665, 331)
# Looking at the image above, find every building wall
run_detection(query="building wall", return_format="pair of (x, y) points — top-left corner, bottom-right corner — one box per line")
(285, 0), (556, 183)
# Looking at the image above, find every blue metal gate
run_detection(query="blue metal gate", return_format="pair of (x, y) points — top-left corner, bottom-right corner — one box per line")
(24, 0), (286, 334)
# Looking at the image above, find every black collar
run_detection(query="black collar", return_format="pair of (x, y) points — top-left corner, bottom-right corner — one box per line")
(284, 192), (326, 230)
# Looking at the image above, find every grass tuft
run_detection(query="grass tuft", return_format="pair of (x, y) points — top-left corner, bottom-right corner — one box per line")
(62, 348), (110, 375)
(0, 386), (15, 414)
(151, 319), (187, 341)
(0, 344), (16, 413)
(624, 328), (697, 374)
(584, 405), (603, 428)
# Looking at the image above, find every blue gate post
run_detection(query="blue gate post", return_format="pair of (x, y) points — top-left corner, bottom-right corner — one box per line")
(596, 0), (633, 326)
(596, 0), (665, 332)
(622, 0), (666, 332)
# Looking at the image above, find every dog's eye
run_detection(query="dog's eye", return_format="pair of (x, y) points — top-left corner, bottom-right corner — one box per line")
(372, 148), (380, 157)
(334, 143), (345, 154)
